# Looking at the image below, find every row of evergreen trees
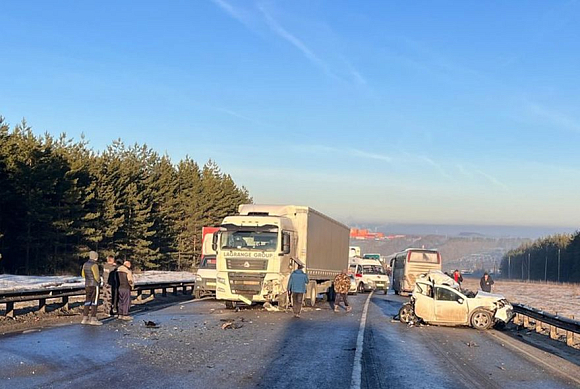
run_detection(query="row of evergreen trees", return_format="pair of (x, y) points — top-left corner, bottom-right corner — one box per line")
(0, 117), (251, 274)
(500, 232), (580, 282)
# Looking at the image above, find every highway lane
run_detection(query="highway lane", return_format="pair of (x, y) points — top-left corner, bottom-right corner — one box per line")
(362, 293), (580, 389)
(0, 293), (578, 388)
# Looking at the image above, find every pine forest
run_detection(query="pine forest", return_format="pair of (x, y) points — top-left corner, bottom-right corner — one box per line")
(0, 117), (251, 275)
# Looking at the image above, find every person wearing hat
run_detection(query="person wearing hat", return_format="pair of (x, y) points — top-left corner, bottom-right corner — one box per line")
(287, 263), (309, 318)
(81, 251), (103, 326)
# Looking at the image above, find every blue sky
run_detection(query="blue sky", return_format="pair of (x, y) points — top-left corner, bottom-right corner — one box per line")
(1, 1), (579, 228)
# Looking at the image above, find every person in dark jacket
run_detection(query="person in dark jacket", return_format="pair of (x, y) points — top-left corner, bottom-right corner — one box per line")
(287, 264), (309, 318)
(117, 260), (134, 321)
(81, 251), (103, 326)
(102, 255), (118, 316)
(480, 272), (494, 293)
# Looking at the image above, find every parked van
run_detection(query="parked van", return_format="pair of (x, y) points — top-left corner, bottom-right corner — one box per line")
(349, 257), (390, 294)
(390, 248), (441, 295)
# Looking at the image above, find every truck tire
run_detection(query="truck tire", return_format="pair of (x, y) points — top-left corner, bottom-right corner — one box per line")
(224, 301), (235, 310)
(470, 309), (493, 330)
(398, 303), (415, 324)
(308, 282), (317, 307)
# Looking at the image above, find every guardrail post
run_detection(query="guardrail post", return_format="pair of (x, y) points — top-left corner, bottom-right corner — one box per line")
(62, 296), (69, 310)
(150, 289), (155, 299)
(535, 319), (543, 333)
(172, 287), (178, 296)
(162, 288), (167, 297)
(6, 302), (15, 318)
(567, 315), (575, 347)
(182, 286), (187, 295)
(550, 325), (558, 340)
(39, 298), (46, 313)
(136, 289), (142, 301)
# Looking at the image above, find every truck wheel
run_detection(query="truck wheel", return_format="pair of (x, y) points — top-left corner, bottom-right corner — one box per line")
(470, 309), (493, 330)
(224, 301), (235, 310)
(398, 303), (415, 324)
(357, 283), (365, 294)
(308, 283), (317, 307)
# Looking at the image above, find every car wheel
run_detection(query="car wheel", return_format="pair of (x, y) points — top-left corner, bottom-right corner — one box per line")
(470, 309), (493, 330)
(398, 303), (415, 324)
(357, 283), (365, 294)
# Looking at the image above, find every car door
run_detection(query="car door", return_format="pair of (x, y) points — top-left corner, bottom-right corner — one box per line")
(433, 286), (469, 324)
(413, 282), (435, 322)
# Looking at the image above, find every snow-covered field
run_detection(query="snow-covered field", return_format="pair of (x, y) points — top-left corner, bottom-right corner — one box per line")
(462, 278), (580, 320)
(0, 271), (196, 293)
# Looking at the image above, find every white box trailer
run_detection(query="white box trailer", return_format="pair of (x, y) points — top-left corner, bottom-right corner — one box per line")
(215, 204), (350, 307)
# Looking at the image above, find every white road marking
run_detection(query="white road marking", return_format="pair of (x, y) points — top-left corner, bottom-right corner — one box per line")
(351, 291), (373, 389)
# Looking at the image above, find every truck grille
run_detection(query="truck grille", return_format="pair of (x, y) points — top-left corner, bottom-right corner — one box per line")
(228, 272), (266, 294)
(226, 258), (268, 271)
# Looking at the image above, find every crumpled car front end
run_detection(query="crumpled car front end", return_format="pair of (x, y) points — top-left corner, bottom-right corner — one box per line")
(474, 291), (514, 323)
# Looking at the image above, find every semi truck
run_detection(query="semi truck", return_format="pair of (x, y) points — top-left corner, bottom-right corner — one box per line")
(194, 226), (220, 299)
(214, 204), (350, 308)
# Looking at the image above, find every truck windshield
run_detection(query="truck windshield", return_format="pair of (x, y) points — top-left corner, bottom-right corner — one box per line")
(221, 230), (278, 252)
(362, 265), (385, 275)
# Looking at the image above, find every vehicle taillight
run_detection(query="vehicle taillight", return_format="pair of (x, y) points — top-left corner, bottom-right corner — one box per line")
(355, 274), (362, 278)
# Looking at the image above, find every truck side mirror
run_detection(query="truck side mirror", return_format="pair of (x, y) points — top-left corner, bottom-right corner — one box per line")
(282, 232), (291, 254)
(212, 233), (219, 251)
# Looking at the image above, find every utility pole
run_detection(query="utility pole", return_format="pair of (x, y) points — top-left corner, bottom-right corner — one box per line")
(508, 256), (511, 279)
(544, 247), (548, 282)
(558, 248), (561, 282)
(528, 252), (530, 281)
(521, 255), (524, 280)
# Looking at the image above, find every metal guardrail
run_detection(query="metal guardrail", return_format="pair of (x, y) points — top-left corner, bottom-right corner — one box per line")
(512, 303), (579, 347)
(0, 281), (196, 318)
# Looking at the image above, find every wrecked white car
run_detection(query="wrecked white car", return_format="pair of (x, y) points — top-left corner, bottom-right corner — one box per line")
(398, 271), (513, 330)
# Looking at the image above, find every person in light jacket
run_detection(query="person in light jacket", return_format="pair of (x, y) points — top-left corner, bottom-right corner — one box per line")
(117, 260), (134, 321)
(287, 264), (309, 318)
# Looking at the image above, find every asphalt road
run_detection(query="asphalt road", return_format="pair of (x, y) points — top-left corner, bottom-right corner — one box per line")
(0, 293), (578, 389)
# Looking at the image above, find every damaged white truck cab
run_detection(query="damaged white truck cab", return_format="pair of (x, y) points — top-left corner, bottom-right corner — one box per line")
(214, 205), (350, 308)
(399, 271), (513, 330)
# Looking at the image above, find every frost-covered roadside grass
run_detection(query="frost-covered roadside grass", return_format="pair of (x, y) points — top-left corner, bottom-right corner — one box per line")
(462, 278), (580, 319)
(0, 271), (196, 292)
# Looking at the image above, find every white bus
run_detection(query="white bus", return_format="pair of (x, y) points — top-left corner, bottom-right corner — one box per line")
(390, 249), (441, 295)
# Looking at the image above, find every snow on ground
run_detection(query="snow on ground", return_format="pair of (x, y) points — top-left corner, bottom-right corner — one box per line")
(462, 278), (580, 320)
(0, 271), (196, 293)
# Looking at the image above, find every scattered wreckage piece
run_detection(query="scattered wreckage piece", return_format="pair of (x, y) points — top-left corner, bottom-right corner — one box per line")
(398, 270), (514, 330)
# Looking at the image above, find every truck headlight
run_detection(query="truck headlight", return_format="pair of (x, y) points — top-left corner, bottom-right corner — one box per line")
(195, 274), (202, 282)
(217, 277), (226, 284)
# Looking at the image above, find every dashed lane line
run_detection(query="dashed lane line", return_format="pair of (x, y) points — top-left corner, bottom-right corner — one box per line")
(351, 291), (373, 389)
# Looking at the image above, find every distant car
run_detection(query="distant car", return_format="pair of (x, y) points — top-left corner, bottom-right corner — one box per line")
(398, 271), (513, 330)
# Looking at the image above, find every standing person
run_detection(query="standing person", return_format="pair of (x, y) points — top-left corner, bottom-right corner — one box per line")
(117, 260), (134, 321)
(333, 269), (352, 313)
(81, 251), (103, 326)
(102, 255), (117, 317)
(453, 269), (463, 287)
(287, 263), (309, 318)
(480, 272), (494, 293)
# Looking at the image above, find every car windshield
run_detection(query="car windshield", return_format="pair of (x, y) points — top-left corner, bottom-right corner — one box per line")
(221, 230), (278, 251)
(362, 265), (385, 275)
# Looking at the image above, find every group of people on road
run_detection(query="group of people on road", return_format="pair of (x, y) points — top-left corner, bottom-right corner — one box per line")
(287, 265), (352, 318)
(81, 251), (134, 326)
